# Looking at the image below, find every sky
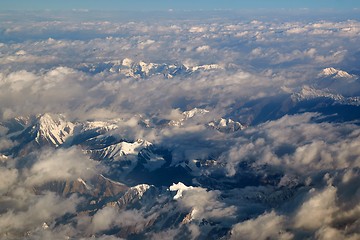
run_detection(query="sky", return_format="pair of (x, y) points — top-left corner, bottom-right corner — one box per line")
(1, 0), (360, 11)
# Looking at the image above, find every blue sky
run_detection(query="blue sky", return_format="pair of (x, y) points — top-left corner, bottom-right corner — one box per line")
(1, 0), (360, 11)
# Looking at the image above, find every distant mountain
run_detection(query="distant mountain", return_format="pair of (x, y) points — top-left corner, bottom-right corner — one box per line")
(169, 108), (210, 127)
(318, 67), (356, 79)
(207, 118), (245, 133)
(78, 58), (223, 78)
(315, 67), (360, 96)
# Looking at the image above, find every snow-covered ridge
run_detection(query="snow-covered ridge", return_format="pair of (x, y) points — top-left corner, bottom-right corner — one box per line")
(207, 118), (245, 133)
(169, 108), (209, 126)
(87, 139), (152, 161)
(79, 58), (223, 79)
(290, 85), (360, 106)
(129, 184), (151, 199)
(81, 120), (118, 133)
(291, 85), (344, 102)
(318, 67), (355, 79)
(190, 64), (222, 71)
(116, 184), (152, 206)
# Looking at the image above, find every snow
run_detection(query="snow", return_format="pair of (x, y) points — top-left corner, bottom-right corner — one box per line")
(100, 174), (126, 186)
(207, 118), (245, 133)
(34, 113), (75, 146)
(129, 184), (150, 198)
(319, 67), (355, 79)
(320, 67), (338, 76)
(169, 108), (209, 126)
(80, 59), (223, 78)
(82, 121), (118, 132)
(191, 64), (222, 71)
(139, 61), (156, 75)
(77, 178), (90, 190)
(42, 222), (49, 230)
(89, 139), (152, 161)
(183, 108), (209, 118)
(122, 58), (133, 67)
(0, 154), (8, 161)
(292, 85), (344, 102)
(169, 182), (194, 200)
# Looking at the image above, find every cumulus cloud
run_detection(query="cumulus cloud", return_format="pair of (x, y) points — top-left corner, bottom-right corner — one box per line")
(230, 211), (293, 240)
(0, 137), (15, 151)
(90, 206), (119, 233)
(170, 182), (237, 221)
(0, 168), (18, 194)
(0, 192), (81, 237)
(89, 206), (154, 234)
(26, 147), (103, 186)
(223, 113), (360, 176)
(294, 186), (338, 230)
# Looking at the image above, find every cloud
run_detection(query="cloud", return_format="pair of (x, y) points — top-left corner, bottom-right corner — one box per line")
(294, 186), (338, 230)
(170, 182), (237, 221)
(0, 168), (18, 194)
(0, 137), (16, 151)
(230, 211), (293, 240)
(222, 113), (360, 176)
(315, 226), (360, 240)
(27, 147), (103, 186)
(90, 206), (119, 233)
(0, 192), (81, 237)
(148, 228), (180, 240)
(0, 146), (106, 239)
(89, 206), (154, 234)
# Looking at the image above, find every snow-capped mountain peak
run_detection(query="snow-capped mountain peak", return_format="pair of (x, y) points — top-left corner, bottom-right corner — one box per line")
(190, 64), (223, 71)
(78, 59), (223, 79)
(122, 58), (133, 67)
(81, 120), (118, 132)
(169, 108), (209, 126)
(291, 85), (344, 102)
(207, 118), (245, 133)
(183, 108), (209, 119)
(129, 184), (151, 199)
(33, 113), (75, 147)
(319, 67), (355, 79)
(87, 138), (152, 162)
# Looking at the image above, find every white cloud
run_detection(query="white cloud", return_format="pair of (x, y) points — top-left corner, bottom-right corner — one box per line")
(0, 168), (18, 194)
(27, 147), (102, 186)
(171, 182), (237, 221)
(89, 206), (154, 234)
(230, 211), (293, 240)
(223, 113), (360, 176)
(90, 206), (118, 233)
(294, 186), (338, 230)
(0, 192), (81, 237)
